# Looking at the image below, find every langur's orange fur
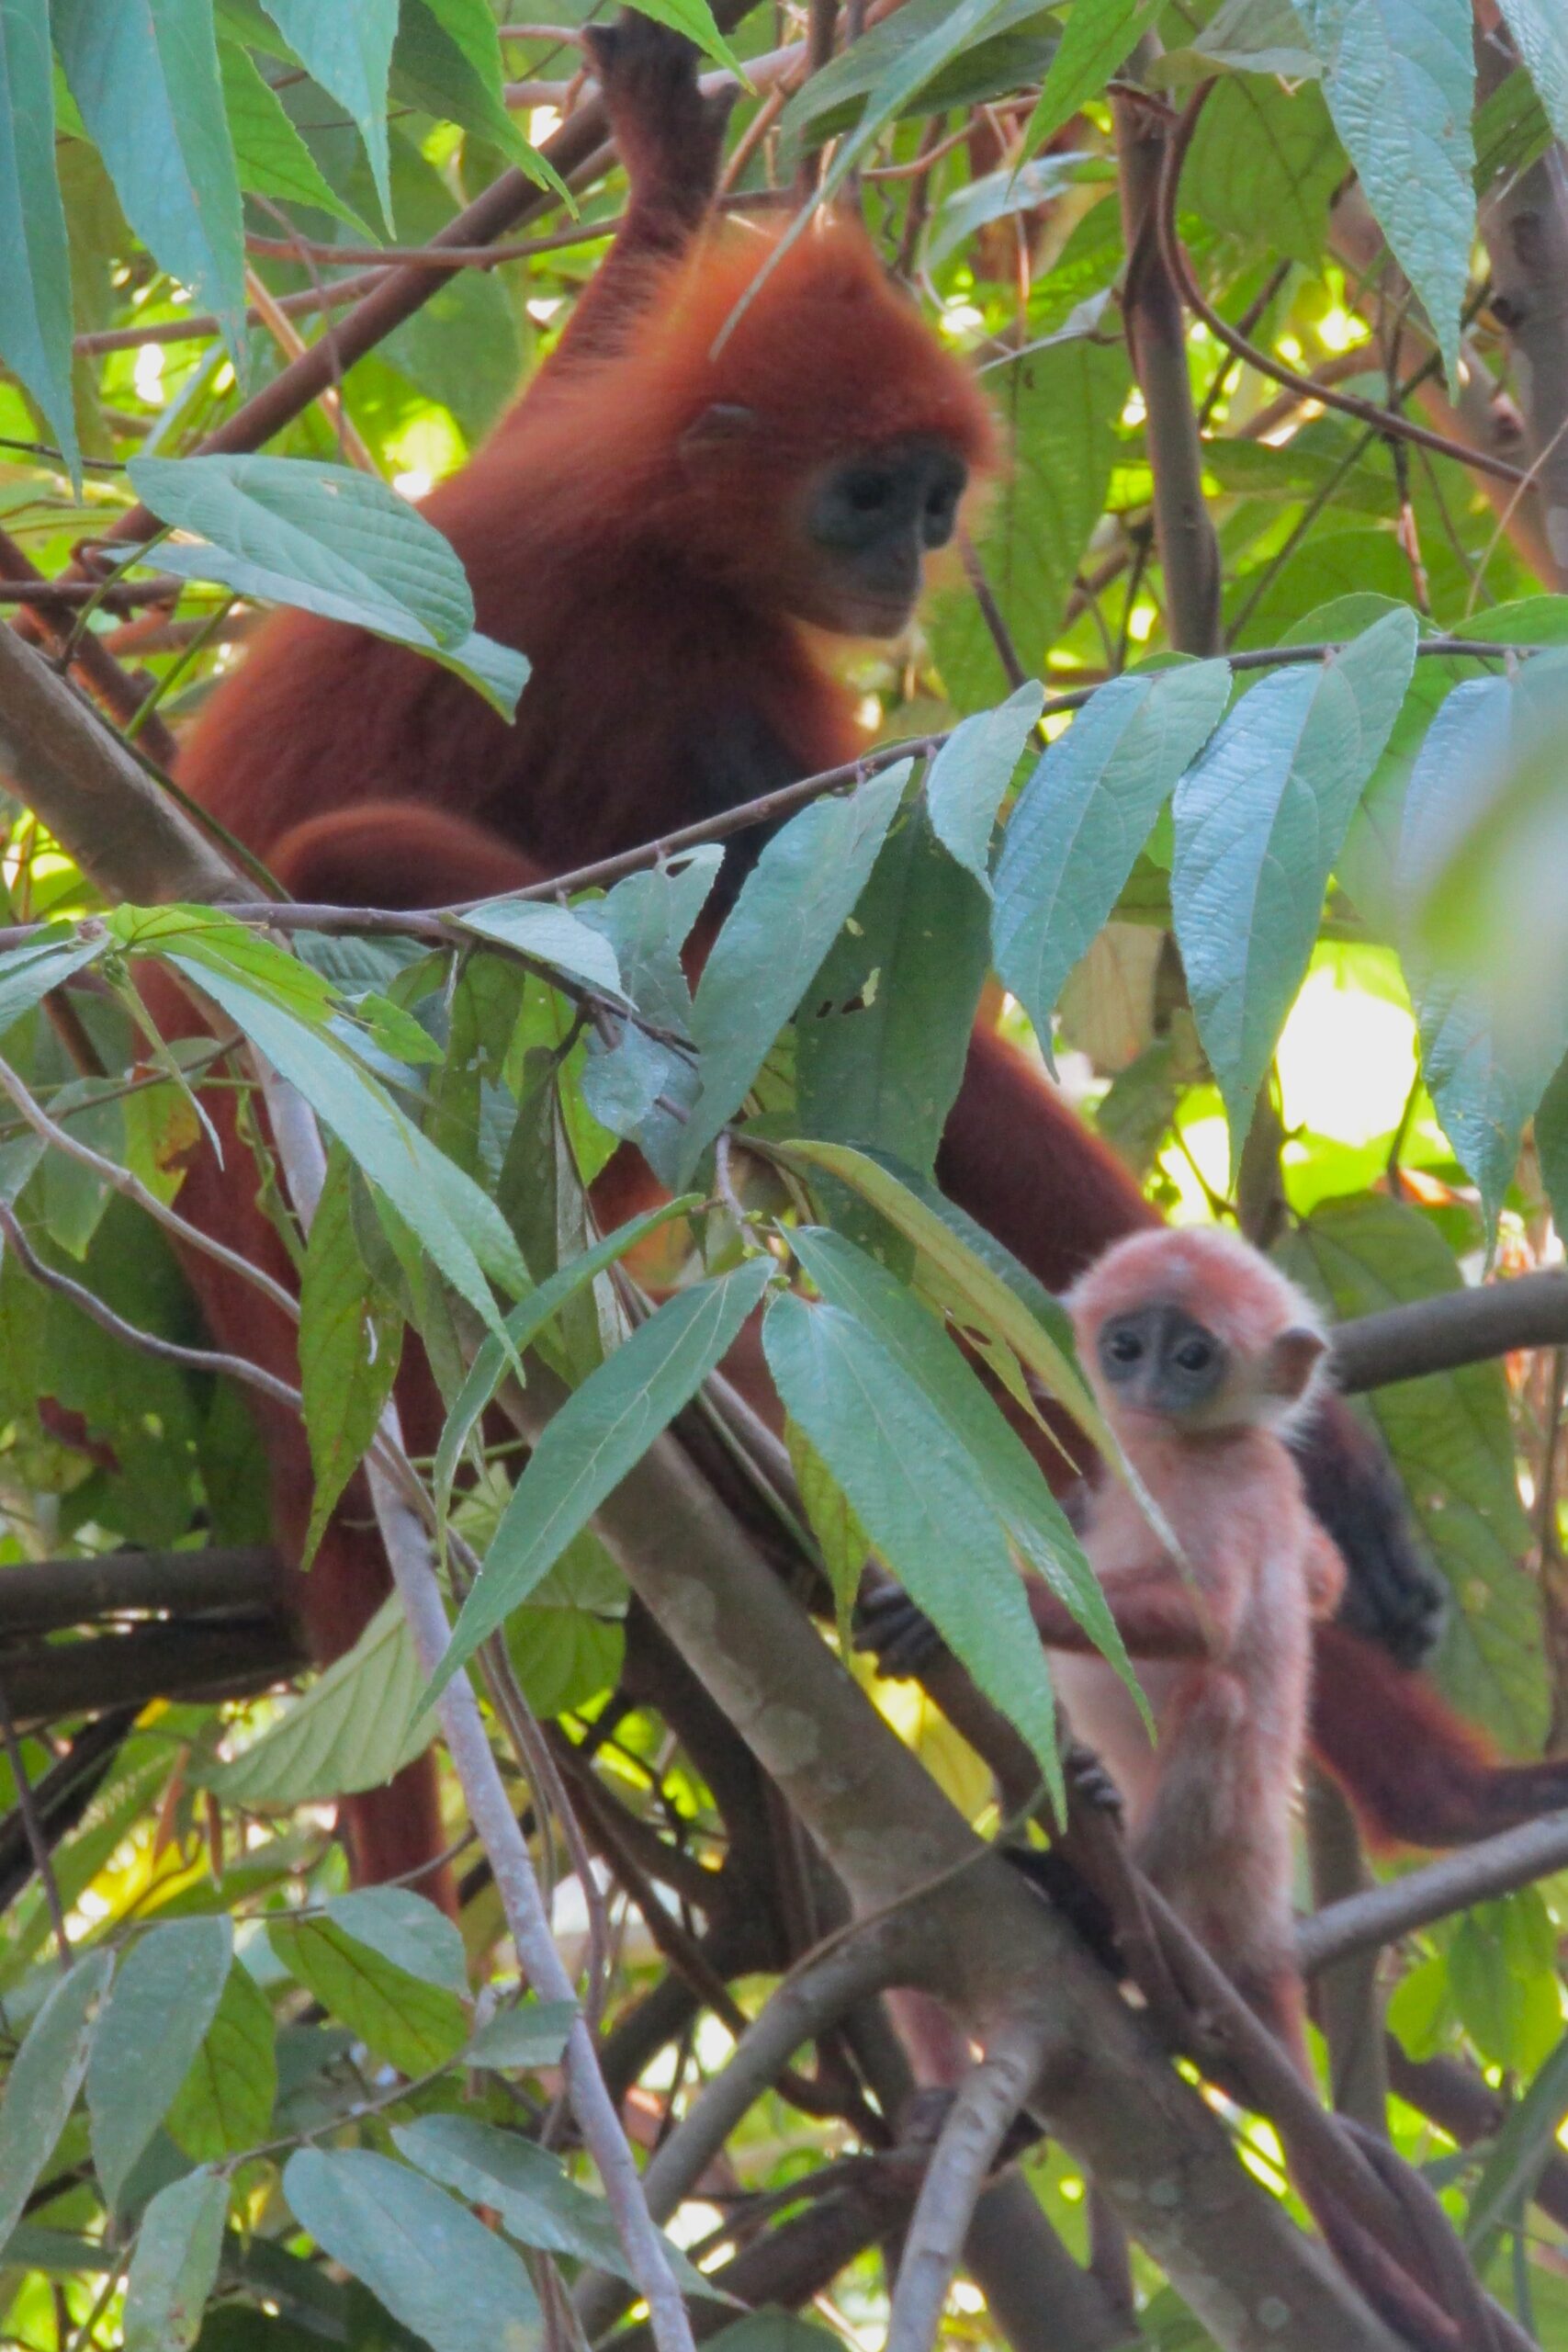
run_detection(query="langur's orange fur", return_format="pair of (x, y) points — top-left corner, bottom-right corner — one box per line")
(148, 15), (1568, 1914)
(1050, 1230), (1472, 2351)
(1046, 1227), (1340, 2046)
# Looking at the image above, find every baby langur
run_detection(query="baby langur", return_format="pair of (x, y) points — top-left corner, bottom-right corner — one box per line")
(863, 1226), (1472, 2348)
(1050, 1225), (1346, 2062)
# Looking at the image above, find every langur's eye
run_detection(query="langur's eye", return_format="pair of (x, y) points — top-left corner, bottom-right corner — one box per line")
(1174, 1337), (1213, 1373)
(844, 469), (892, 513)
(1106, 1329), (1143, 1363)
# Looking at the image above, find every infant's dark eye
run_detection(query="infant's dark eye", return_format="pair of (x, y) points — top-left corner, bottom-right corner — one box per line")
(1174, 1338), (1213, 1373)
(1106, 1329), (1143, 1363)
(845, 470), (891, 513)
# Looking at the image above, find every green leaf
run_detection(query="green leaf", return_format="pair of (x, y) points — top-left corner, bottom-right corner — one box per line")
(393, 0), (564, 192)
(323, 1889), (468, 1994)
(1399, 677), (1558, 1231)
(1021, 0), (1162, 153)
(994, 663), (1231, 1061)
(793, 1224), (1134, 1728)
(1411, 651), (1568, 1088)
(0, 0), (77, 481)
(507, 1606), (625, 1717)
(1182, 74), (1343, 266)
(129, 456), (528, 719)
(457, 900), (624, 1000)
(1186, 0), (1319, 75)
(795, 794), (991, 1177)
(928, 151), (1106, 271)
(1294, 0), (1474, 381)
(762, 1284), (1064, 1790)
(773, 1137), (1103, 1445)
(785, 1415), (870, 1645)
(434, 1199), (700, 1524)
(579, 851), (718, 1138)
(1496, 0), (1568, 146)
(466, 1999), (576, 2071)
(1279, 1198), (1541, 1750)
(268, 1914), (467, 2075)
(255, 0), (398, 226)
(198, 1593), (429, 1804)
(219, 39), (371, 232)
(394, 2116), (715, 2294)
(707, 2323), (840, 2352)
(163, 950), (528, 1328)
(164, 1957), (276, 2162)
(1465, 2030), (1568, 2260)
(811, 0), (1023, 203)
(646, 768), (908, 1189)
(282, 2148), (540, 2352)
(1172, 608), (1417, 1148)
(0, 929), (107, 1046)
(430, 1259), (774, 1705)
(123, 2169), (229, 2352)
(1537, 1050), (1568, 1238)
(931, 334), (1126, 712)
(779, 0), (1055, 151)
(926, 681), (1043, 888)
(299, 1148), (403, 1566)
(87, 1921), (232, 2207)
(1201, 432), (1394, 517)
(621, 0), (742, 74)
(0, 1951), (113, 2251)
(53, 0), (246, 367)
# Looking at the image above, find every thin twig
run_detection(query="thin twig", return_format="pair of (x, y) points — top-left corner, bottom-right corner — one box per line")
(481, 1635), (614, 2035)
(0, 1195), (300, 1414)
(0, 1047), (300, 1328)
(1155, 82), (1528, 487)
(0, 577), (183, 610)
(956, 526), (1029, 689)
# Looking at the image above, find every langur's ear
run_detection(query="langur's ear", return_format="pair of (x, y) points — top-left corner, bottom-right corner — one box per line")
(1265, 1326), (1326, 1401)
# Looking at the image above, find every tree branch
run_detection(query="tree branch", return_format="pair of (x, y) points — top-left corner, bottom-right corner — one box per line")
(886, 2010), (1057, 2352)
(1113, 73), (1222, 654)
(0, 1546), (283, 1635)
(1300, 1811), (1568, 1974)
(1157, 87), (1527, 487)
(1330, 1271), (1568, 1392)
(1476, 17), (1568, 587)
(0, 628), (240, 904)
(3, 1619), (303, 1726)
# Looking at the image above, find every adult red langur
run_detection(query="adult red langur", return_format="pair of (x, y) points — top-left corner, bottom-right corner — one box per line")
(150, 12), (1568, 1906)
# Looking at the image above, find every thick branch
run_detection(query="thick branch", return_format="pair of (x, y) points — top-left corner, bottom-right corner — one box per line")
(1330, 1271), (1568, 1392)
(886, 2010), (1057, 2352)
(0, 1545), (283, 1634)
(1300, 1810), (1568, 1974)
(0, 626), (245, 907)
(2, 1618), (304, 1727)
(1476, 19), (1568, 586)
(1113, 76), (1222, 653)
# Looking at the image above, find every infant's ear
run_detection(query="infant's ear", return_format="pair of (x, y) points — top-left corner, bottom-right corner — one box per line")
(1265, 1326), (1327, 1402)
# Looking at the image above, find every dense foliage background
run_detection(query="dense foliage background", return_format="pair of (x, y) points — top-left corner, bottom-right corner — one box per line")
(1, 0), (1568, 2346)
